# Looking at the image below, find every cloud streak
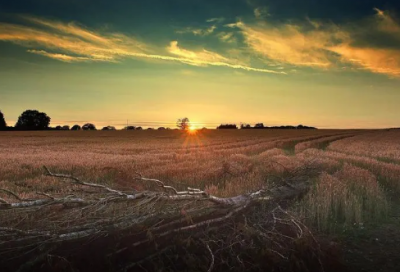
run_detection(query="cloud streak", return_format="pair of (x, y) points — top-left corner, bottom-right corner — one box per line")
(176, 25), (216, 36)
(228, 8), (400, 77)
(27, 50), (94, 62)
(0, 16), (282, 74)
(229, 21), (345, 67)
(165, 41), (285, 73)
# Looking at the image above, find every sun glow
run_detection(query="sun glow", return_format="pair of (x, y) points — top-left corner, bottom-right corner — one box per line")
(188, 125), (197, 134)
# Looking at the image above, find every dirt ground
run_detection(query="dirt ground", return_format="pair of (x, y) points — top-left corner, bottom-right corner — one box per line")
(342, 198), (400, 272)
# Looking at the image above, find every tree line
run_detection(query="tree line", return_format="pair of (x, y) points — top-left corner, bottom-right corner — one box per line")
(0, 110), (316, 131)
(216, 123), (316, 129)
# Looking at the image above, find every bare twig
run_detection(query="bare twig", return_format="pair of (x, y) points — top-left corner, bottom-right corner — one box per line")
(205, 242), (215, 272)
(44, 166), (129, 197)
(0, 189), (23, 201)
(36, 192), (55, 200)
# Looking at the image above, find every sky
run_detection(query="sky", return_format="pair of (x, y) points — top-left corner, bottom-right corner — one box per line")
(1, 0), (400, 129)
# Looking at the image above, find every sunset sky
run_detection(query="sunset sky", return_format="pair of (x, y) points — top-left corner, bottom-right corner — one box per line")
(1, 0), (400, 129)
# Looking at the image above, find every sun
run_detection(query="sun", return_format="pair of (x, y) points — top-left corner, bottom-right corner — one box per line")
(188, 125), (197, 134)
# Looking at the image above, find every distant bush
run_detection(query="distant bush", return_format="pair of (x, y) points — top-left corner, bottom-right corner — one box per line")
(102, 126), (116, 131)
(254, 123), (264, 129)
(217, 124), (238, 129)
(71, 125), (81, 131)
(240, 123), (317, 130)
(82, 123), (97, 130)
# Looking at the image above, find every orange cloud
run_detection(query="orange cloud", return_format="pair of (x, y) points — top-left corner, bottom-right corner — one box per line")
(238, 23), (343, 67)
(167, 41), (228, 63)
(373, 8), (400, 34)
(229, 8), (400, 77)
(27, 50), (94, 62)
(330, 45), (400, 77)
(166, 41), (285, 73)
(327, 8), (400, 76)
(0, 16), (283, 74)
(167, 41), (286, 74)
(0, 21), (144, 62)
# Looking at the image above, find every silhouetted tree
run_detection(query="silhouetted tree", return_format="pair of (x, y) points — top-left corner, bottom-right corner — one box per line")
(15, 110), (50, 130)
(62, 125), (70, 130)
(124, 126), (136, 130)
(147, 128), (154, 130)
(176, 117), (190, 130)
(0, 111), (7, 130)
(136, 127), (143, 130)
(158, 127), (166, 130)
(217, 124), (238, 129)
(55, 126), (62, 130)
(296, 124), (316, 129)
(254, 123), (265, 129)
(241, 124), (251, 129)
(82, 123), (96, 131)
(102, 126), (116, 131)
(71, 125), (81, 131)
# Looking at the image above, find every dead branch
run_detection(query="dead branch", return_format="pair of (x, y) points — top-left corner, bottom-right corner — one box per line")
(0, 165), (321, 272)
(44, 166), (130, 197)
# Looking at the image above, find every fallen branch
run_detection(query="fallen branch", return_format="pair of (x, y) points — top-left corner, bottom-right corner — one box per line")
(0, 165), (319, 272)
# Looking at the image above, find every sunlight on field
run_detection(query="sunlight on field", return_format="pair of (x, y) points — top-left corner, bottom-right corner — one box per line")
(0, 129), (399, 233)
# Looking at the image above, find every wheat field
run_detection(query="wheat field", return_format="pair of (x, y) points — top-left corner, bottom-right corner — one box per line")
(0, 128), (398, 233)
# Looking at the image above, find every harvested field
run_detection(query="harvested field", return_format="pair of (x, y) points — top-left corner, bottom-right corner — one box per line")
(1, 129), (399, 272)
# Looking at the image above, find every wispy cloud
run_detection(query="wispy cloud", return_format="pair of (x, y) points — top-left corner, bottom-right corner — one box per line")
(167, 41), (228, 63)
(176, 25), (216, 36)
(373, 8), (400, 34)
(0, 18), (148, 62)
(330, 46), (400, 76)
(228, 8), (400, 77)
(254, 7), (270, 20)
(206, 17), (225, 23)
(0, 16), (283, 74)
(27, 50), (94, 62)
(228, 21), (344, 67)
(329, 8), (400, 76)
(166, 41), (285, 73)
(216, 32), (236, 43)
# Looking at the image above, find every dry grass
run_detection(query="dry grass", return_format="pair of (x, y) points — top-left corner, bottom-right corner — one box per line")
(296, 163), (389, 233)
(0, 129), (346, 198)
(0, 129), (398, 234)
(328, 130), (400, 162)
